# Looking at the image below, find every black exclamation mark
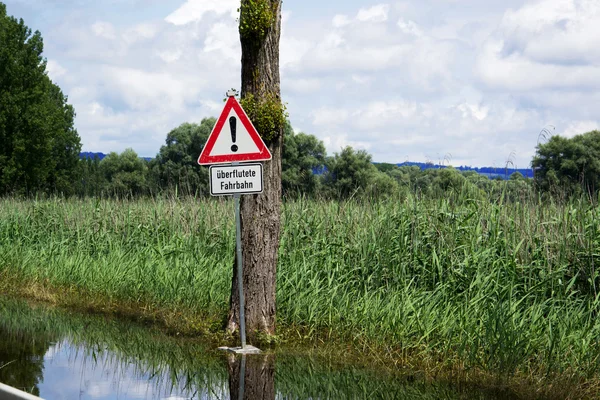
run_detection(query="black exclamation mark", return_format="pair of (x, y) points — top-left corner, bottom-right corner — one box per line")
(230, 117), (238, 152)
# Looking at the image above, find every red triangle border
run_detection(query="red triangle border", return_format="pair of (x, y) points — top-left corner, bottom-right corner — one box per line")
(198, 96), (272, 165)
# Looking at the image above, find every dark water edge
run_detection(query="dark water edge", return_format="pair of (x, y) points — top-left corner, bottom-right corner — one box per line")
(0, 296), (522, 400)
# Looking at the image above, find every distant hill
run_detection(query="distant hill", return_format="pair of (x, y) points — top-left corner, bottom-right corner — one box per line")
(80, 153), (533, 180)
(391, 162), (533, 180)
(80, 152), (153, 162)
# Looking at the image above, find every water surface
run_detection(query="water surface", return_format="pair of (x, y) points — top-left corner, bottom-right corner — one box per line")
(0, 296), (517, 399)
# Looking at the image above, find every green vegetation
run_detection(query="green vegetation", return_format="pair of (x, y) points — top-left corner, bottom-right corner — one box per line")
(149, 119), (214, 196)
(239, 92), (287, 142)
(282, 122), (326, 197)
(533, 130), (600, 198)
(238, 0), (277, 41)
(0, 3), (81, 196)
(1, 192), (599, 396)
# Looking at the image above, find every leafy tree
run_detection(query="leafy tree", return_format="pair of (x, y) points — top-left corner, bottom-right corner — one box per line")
(78, 155), (106, 197)
(510, 171), (525, 181)
(100, 149), (148, 197)
(150, 119), (214, 196)
(0, 3), (81, 195)
(533, 131), (600, 196)
(324, 146), (397, 199)
(432, 167), (466, 192)
(282, 122), (326, 197)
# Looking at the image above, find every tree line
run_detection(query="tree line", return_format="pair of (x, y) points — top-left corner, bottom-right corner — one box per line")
(74, 119), (535, 201)
(1, 1), (598, 201)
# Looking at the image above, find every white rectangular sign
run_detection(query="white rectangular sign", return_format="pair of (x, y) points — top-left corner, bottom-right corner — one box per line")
(209, 163), (263, 196)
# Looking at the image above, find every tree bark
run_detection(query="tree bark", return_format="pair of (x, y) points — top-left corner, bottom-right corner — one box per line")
(227, 0), (282, 339)
(227, 354), (275, 400)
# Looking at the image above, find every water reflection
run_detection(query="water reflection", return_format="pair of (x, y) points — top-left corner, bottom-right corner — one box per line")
(0, 327), (53, 396)
(40, 341), (228, 399)
(227, 354), (275, 400)
(0, 297), (516, 400)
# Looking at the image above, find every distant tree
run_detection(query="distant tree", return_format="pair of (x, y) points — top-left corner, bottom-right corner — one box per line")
(375, 162), (398, 174)
(532, 131), (600, 196)
(150, 119), (214, 196)
(282, 122), (326, 197)
(432, 167), (465, 193)
(509, 171), (525, 181)
(78, 155), (106, 197)
(0, 3), (81, 195)
(324, 146), (397, 199)
(100, 149), (148, 197)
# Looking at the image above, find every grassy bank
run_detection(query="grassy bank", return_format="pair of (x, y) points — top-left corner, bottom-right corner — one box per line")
(1, 193), (600, 392)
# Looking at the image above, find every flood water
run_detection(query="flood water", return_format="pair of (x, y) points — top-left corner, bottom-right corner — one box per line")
(0, 296), (517, 400)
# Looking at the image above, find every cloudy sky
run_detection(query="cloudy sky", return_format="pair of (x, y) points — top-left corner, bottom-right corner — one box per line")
(4, 0), (600, 168)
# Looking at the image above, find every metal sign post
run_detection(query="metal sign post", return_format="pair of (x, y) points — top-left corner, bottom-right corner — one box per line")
(204, 91), (270, 355)
(233, 163), (246, 348)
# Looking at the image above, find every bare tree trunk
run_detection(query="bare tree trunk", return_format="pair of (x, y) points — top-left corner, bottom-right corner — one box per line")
(227, 0), (282, 340)
(227, 354), (275, 400)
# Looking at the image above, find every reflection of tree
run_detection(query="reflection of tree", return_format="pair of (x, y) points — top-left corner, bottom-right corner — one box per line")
(227, 354), (275, 400)
(0, 328), (53, 396)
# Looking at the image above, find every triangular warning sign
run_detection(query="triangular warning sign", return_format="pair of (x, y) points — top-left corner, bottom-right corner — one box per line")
(198, 96), (272, 165)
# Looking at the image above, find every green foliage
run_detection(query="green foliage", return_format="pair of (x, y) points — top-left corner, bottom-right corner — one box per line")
(78, 155), (106, 197)
(239, 92), (286, 142)
(238, 0), (277, 41)
(100, 149), (148, 197)
(1, 195), (600, 388)
(0, 3), (81, 195)
(323, 146), (398, 199)
(282, 122), (326, 197)
(149, 119), (215, 196)
(533, 130), (600, 197)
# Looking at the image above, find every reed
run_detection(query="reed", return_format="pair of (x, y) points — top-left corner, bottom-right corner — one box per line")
(0, 191), (599, 384)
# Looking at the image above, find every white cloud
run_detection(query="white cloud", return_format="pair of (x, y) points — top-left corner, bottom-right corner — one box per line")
(332, 14), (351, 28)
(103, 66), (203, 112)
(204, 21), (240, 61)
(9, 0), (599, 168)
(476, 38), (600, 91)
(322, 133), (373, 154)
(91, 21), (116, 40)
(312, 108), (350, 126)
(280, 36), (312, 70)
(284, 78), (322, 94)
(477, 0), (600, 91)
(563, 120), (599, 138)
(397, 18), (423, 37)
(157, 49), (183, 63)
(351, 74), (372, 85)
(356, 4), (390, 23)
(46, 59), (66, 79)
(500, 0), (600, 64)
(166, 0), (238, 25)
(354, 100), (419, 130)
(457, 102), (490, 121)
(124, 23), (159, 44)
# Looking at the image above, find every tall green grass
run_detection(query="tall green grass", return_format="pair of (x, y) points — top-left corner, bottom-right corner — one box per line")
(1, 192), (599, 382)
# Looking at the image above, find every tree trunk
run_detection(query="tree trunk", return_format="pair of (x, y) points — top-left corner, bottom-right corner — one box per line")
(227, 0), (282, 339)
(227, 354), (275, 400)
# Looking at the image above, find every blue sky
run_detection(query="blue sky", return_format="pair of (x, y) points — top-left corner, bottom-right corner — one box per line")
(4, 0), (600, 168)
